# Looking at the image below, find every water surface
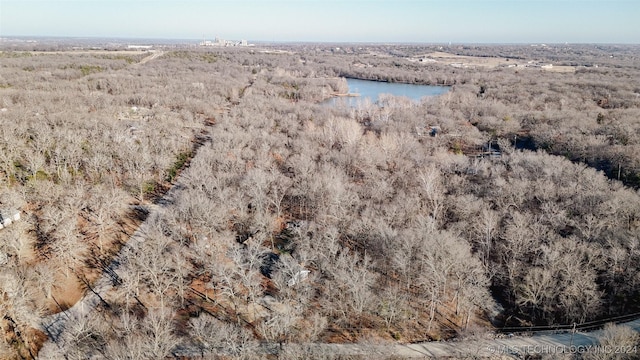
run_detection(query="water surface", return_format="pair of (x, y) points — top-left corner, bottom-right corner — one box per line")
(328, 78), (449, 106)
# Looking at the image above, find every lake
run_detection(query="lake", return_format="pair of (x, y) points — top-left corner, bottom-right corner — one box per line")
(328, 78), (450, 106)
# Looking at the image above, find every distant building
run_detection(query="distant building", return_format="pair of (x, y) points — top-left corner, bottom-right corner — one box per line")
(127, 45), (153, 50)
(200, 36), (252, 47)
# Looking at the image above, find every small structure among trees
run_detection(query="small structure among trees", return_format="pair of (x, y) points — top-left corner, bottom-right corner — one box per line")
(0, 210), (20, 230)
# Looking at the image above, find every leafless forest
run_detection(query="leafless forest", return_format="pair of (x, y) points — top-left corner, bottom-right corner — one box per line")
(0, 42), (639, 359)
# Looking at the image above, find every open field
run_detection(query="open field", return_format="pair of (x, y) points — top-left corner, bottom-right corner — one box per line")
(410, 51), (576, 72)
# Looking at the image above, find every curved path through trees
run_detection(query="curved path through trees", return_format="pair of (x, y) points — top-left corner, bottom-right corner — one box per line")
(387, 318), (640, 358)
(39, 202), (164, 345)
(38, 65), (250, 357)
(40, 47), (170, 353)
(167, 317), (640, 358)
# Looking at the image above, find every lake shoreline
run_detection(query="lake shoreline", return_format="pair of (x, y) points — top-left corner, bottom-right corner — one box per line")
(325, 78), (450, 106)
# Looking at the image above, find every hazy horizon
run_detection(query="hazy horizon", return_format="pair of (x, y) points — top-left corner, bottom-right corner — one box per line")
(3, 34), (639, 46)
(0, 0), (637, 44)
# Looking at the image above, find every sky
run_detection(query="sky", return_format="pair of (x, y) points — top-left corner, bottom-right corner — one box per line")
(0, 0), (637, 43)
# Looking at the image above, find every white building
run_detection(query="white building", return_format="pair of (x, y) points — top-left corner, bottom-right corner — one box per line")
(200, 36), (251, 47)
(127, 45), (153, 50)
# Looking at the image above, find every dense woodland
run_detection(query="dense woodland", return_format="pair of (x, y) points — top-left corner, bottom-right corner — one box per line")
(0, 42), (639, 359)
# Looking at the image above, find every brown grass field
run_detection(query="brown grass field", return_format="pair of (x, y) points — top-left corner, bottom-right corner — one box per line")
(412, 51), (576, 72)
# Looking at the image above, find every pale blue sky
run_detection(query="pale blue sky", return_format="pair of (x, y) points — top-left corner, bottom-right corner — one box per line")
(0, 0), (637, 43)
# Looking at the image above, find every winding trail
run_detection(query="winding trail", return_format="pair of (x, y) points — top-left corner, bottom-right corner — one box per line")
(38, 69), (252, 358)
(40, 46), (169, 354)
(168, 318), (640, 358)
(39, 202), (163, 344)
(391, 318), (640, 358)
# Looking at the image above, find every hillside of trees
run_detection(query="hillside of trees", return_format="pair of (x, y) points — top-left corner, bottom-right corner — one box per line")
(0, 43), (639, 359)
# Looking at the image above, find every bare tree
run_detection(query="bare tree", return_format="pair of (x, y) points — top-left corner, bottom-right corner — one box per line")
(140, 307), (179, 358)
(585, 323), (639, 360)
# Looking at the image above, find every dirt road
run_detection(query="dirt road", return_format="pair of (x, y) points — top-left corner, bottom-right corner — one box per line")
(137, 50), (164, 65)
(169, 318), (640, 358)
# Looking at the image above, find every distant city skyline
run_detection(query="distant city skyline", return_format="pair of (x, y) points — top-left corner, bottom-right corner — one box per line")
(0, 0), (637, 44)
